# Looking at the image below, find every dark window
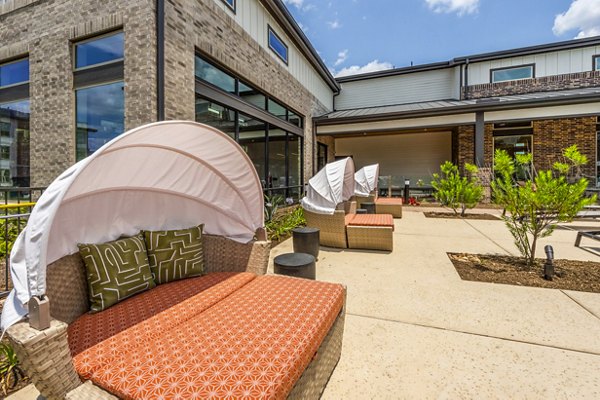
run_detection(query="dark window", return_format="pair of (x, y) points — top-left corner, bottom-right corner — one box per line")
(221, 0), (235, 11)
(76, 82), (125, 160)
(0, 100), (30, 187)
(0, 58), (29, 88)
(239, 81), (266, 109)
(491, 65), (534, 83)
(238, 113), (267, 186)
(75, 32), (124, 70)
(594, 55), (600, 71)
(268, 27), (288, 64)
(195, 98), (235, 139)
(194, 56), (236, 94)
(268, 98), (287, 120)
(317, 142), (327, 171)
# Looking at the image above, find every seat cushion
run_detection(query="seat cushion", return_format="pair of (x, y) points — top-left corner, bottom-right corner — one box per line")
(69, 272), (256, 379)
(375, 197), (403, 205)
(346, 214), (394, 229)
(82, 275), (345, 400)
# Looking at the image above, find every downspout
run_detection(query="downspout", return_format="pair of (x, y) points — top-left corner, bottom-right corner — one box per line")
(156, 0), (165, 121)
(459, 64), (464, 100)
(464, 58), (470, 100)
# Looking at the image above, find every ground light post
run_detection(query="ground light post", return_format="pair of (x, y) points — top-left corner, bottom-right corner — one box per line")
(404, 179), (410, 204)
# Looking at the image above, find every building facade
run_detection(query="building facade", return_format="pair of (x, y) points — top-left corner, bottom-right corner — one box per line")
(1, 0), (600, 198)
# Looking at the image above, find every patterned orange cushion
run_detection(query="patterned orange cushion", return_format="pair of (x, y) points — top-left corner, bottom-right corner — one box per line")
(69, 272), (256, 379)
(84, 275), (345, 400)
(346, 214), (394, 228)
(376, 197), (403, 205)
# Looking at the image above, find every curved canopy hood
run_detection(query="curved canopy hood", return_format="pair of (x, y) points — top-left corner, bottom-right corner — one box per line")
(2, 121), (264, 331)
(301, 157), (355, 214)
(354, 164), (380, 197)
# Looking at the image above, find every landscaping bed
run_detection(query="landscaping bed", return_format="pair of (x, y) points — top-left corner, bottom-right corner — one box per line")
(448, 252), (600, 293)
(424, 211), (499, 221)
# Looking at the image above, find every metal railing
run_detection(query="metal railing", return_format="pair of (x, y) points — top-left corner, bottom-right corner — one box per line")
(0, 187), (45, 298)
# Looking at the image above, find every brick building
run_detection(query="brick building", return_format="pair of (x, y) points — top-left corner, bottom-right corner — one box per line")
(1, 0), (600, 197)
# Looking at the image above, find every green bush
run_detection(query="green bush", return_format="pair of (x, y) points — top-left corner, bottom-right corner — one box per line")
(0, 218), (27, 260)
(0, 342), (24, 395)
(431, 161), (483, 216)
(265, 206), (306, 242)
(492, 145), (595, 268)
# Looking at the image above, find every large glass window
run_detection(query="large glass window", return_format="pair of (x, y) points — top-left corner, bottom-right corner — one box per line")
(494, 135), (533, 179)
(75, 32), (124, 70)
(594, 55), (600, 71)
(268, 27), (288, 64)
(317, 142), (327, 172)
(238, 113), (267, 187)
(239, 82), (266, 109)
(76, 82), (124, 160)
(288, 134), (302, 202)
(0, 100), (30, 187)
(491, 65), (534, 83)
(268, 99), (287, 121)
(0, 58), (29, 88)
(268, 128), (287, 192)
(194, 56), (236, 94)
(195, 98), (235, 138)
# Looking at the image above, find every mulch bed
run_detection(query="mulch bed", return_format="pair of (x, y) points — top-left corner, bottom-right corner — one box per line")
(448, 253), (600, 293)
(424, 211), (500, 221)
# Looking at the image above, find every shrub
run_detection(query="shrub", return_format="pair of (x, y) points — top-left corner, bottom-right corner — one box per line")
(265, 206), (306, 242)
(0, 342), (25, 395)
(264, 194), (284, 223)
(492, 145), (595, 268)
(431, 161), (483, 216)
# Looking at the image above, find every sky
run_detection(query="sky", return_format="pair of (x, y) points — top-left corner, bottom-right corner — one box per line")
(282, 0), (600, 77)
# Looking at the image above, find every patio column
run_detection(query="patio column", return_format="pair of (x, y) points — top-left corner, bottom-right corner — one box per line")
(475, 111), (484, 167)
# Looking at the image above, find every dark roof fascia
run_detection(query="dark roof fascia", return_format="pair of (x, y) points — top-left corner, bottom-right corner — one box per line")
(454, 35), (600, 63)
(315, 93), (600, 126)
(261, 0), (340, 93)
(335, 61), (455, 83)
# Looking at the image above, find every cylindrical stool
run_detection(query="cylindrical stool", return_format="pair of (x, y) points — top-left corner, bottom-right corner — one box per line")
(292, 227), (320, 260)
(356, 208), (367, 214)
(274, 253), (316, 280)
(362, 202), (375, 214)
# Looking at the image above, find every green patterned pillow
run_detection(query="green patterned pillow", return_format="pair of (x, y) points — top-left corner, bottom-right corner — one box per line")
(143, 225), (204, 285)
(78, 234), (156, 313)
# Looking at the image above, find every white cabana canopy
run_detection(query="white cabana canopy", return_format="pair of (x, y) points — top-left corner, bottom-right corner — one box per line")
(301, 157), (355, 214)
(1, 121), (264, 331)
(354, 164), (380, 197)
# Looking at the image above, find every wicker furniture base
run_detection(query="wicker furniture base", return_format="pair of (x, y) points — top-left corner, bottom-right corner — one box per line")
(65, 381), (117, 400)
(375, 199), (403, 218)
(347, 225), (394, 251)
(304, 210), (348, 248)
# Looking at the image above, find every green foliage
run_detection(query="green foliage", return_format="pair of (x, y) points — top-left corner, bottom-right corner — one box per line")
(0, 342), (25, 395)
(431, 161), (484, 217)
(0, 217), (27, 259)
(492, 145), (595, 268)
(265, 206), (306, 242)
(264, 194), (284, 223)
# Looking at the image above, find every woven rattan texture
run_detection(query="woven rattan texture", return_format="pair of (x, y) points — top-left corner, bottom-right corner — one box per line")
(347, 225), (394, 251)
(65, 381), (117, 399)
(375, 200), (403, 218)
(46, 253), (89, 324)
(203, 235), (270, 275)
(304, 210), (348, 249)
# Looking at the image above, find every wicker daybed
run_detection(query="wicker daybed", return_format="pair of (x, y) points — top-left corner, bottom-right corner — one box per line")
(2, 121), (346, 400)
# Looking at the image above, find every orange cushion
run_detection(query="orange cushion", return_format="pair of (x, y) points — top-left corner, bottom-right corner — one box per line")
(83, 275), (345, 400)
(69, 272), (256, 379)
(375, 197), (403, 205)
(346, 214), (394, 229)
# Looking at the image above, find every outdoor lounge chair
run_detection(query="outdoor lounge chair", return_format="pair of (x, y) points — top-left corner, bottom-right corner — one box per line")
(375, 197), (403, 218)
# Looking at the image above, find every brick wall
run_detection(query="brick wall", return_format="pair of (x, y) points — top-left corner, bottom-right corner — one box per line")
(463, 71), (600, 99)
(455, 125), (474, 169)
(0, 0), (157, 186)
(163, 0), (330, 184)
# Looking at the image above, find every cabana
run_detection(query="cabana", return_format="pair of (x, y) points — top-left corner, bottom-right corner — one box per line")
(354, 163), (379, 198)
(2, 121), (346, 399)
(301, 157), (356, 215)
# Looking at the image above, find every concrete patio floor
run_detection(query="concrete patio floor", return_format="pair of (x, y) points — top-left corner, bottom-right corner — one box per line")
(9, 207), (600, 399)
(269, 208), (600, 399)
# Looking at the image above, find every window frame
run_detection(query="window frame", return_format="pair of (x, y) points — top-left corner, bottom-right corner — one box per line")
(593, 55), (600, 71)
(220, 0), (235, 12)
(490, 64), (535, 84)
(73, 30), (125, 72)
(0, 57), (29, 89)
(267, 25), (289, 65)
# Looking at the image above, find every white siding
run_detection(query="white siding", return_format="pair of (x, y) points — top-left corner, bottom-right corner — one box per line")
(467, 45), (600, 85)
(335, 68), (459, 110)
(213, 0), (334, 110)
(335, 132), (452, 183)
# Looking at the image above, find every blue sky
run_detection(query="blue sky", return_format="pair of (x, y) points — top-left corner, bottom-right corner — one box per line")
(282, 0), (600, 77)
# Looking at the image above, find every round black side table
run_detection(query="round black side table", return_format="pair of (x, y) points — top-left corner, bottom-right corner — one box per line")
(362, 202), (376, 214)
(292, 227), (320, 260)
(274, 253), (316, 280)
(356, 208), (367, 214)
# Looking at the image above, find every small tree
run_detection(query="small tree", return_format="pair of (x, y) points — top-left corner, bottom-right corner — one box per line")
(492, 145), (595, 268)
(431, 161), (483, 217)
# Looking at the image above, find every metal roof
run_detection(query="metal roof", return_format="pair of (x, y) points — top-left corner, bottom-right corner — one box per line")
(317, 87), (600, 124)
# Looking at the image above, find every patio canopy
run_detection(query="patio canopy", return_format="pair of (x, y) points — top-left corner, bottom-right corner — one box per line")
(354, 164), (379, 197)
(301, 157), (355, 214)
(1, 121), (264, 331)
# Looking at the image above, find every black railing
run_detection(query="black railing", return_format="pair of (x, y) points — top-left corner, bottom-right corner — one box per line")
(0, 187), (45, 298)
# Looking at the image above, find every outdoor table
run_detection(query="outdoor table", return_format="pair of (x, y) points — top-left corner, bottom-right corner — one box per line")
(356, 208), (367, 214)
(292, 227), (320, 260)
(274, 253), (316, 280)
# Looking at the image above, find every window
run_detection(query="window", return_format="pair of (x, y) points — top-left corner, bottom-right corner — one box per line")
(268, 27), (288, 64)
(268, 98), (286, 120)
(239, 81), (266, 109)
(317, 142), (328, 171)
(0, 100), (30, 187)
(195, 56), (236, 94)
(75, 31), (124, 70)
(195, 98), (235, 138)
(594, 55), (600, 71)
(0, 58), (29, 88)
(493, 121), (533, 180)
(221, 0), (235, 11)
(491, 65), (534, 83)
(76, 82), (125, 160)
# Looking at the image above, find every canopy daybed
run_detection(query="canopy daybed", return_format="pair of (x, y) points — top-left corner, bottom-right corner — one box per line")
(354, 163), (379, 198)
(2, 121), (346, 400)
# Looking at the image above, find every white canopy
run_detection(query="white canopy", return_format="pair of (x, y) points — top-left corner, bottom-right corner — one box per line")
(354, 164), (380, 197)
(1, 121), (264, 331)
(301, 157), (355, 214)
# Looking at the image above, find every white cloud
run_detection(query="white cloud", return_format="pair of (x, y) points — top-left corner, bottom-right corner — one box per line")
(334, 60), (394, 78)
(553, 0), (600, 38)
(283, 0), (304, 9)
(327, 19), (341, 29)
(298, 22), (308, 33)
(424, 0), (479, 16)
(334, 49), (349, 66)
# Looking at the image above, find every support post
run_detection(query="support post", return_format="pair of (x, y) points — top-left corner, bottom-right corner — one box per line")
(475, 112), (484, 167)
